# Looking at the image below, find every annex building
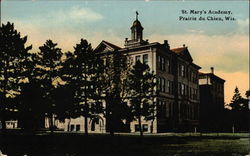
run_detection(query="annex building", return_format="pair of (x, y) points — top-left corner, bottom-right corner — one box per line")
(65, 15), (201, 133)
(199, 67), (225, 131)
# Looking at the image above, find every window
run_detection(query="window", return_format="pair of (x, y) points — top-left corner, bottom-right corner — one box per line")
(189, 87), (192, 98)
(170, 81), (174, 95)
(166, 59), (170, 73)
(143, 124), (148, 132)
(161, 57), (165, 71)
(162, 101), (166, 118)
(167, 80), (170, 93)
(181, 65), (185, 77)
(157, 77), (161, 92)
(143, 54), (148, 64)
(193, 72), (197, 83)
(157, 55), (166, 71)
(161, 78), (166, 92)
(186, 68), (189, 79)
(169, 103), (172, 117)
(157, 55), (161, 70)
(181, 84), (185, 95)
(76, 124), (80, 131)
(135, 124), (140, 132)
(158, 77), (166, 93)
(191, 72), (194, 82)
(135, 55), (141, 62)
(192, 88), (194, 99)
(178, 83), (181, 94)
(166, 103), (170, 118)
(193, 88), (197, 100)
(158, 100), (162, 111)
(158, 100), (163, 118)
(166, 80), (173, 94)
(70, 125), (75, 131)
(191, 105), (194, 120)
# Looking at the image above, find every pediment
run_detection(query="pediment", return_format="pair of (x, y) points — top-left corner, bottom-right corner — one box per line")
(94, 40), (121, 53)
(171, 47), (193, 62)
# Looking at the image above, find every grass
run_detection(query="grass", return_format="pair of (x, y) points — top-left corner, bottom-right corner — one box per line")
(0, 132), (249, 156)
(159, 138), (250, 155)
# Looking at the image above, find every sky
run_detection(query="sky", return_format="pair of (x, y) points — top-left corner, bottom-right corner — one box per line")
(1, 0), (249, 104)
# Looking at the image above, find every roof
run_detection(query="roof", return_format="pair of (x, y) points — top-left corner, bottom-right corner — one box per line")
(199, 72), (225, 82)
(102, 40), (121, 49)
(171, 47), (193, 62)
(94, 40), (121, 53)
(171, 47), (186, 54)
(131, 20), (144, 29)
(120, 42), (160, 52)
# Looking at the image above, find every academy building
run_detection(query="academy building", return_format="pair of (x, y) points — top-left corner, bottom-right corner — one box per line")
(82, 14), (201, 133)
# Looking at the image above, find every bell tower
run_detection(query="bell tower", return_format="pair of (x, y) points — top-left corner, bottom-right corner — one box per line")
(125, 11), (148, 48)
(131, 11), (143, 41)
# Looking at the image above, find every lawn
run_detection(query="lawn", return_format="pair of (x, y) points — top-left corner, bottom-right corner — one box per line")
(0, 132), (249, 156)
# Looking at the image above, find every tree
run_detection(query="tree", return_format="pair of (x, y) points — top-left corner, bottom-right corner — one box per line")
(228, 87), (249, 131)
(18, 80), (45, 131)
(126, 61), (156, 136)
(245, 90), (250, 99)
(36, 40), (63, 133)
(0, 22), (32, 131)
(61, 39), (100, 135)
(17, 52), (46, 131)
(99, 50), (132, 135)
(229, 87), (247, 111)
(245, 89), (250, 110)
(53, 83), (76, 130)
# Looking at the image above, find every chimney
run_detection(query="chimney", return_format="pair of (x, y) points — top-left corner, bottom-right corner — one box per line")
(164, 40), (168, 45)
(164, 40), (170, 49)
(211, 67), (214, 74)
